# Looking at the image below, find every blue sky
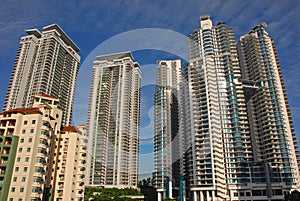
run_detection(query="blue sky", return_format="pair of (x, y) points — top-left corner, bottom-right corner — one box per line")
(1, 0), (300, 178)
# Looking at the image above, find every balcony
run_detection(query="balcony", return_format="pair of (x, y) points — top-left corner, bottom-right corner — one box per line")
(2, 147), (10, 155)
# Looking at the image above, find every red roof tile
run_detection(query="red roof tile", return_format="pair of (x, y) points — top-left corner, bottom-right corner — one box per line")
(61, 126), (82, 134)
(1, 107), (43, 115)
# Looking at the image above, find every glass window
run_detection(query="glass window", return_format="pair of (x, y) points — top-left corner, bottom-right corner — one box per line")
(25, 157), (29, 162)
(30, 129), (34, 133)
(13, 177), (17, 182)
(11, 187), (15, 192)
(20, 187), (24, 192)
(29, 138), (32, 143)
(24, 121), (28, 125)
(32, 120), (36, 124)
(23, 167), (28, 172)
(27, 148), (31, 152)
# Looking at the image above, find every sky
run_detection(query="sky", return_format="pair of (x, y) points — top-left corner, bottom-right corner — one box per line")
(1, 0), (300, 179)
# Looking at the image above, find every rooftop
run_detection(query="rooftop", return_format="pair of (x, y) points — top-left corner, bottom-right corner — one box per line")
(61, 126), (82, 134)
(1, 107), (42, 116)
(43, 24), (80, 52)
(95, 52), (134, 62)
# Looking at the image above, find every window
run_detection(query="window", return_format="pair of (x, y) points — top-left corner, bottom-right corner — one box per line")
(20, 187), (24, 192)
(25, 157), (29, 162)
(24, 121), (28, 125)
(30, 129), (34, 133)
(20, 139), (24, 143)
(27, 148), (31, 152)
(17, 157), (21, 162)
(18, 148), (22, 152)
(22, 130), (26, 134)
(23, 167), (28, 172)
(35, 168), (43, 173)
(34, 178), (41, 182)
(13, 177), (17, 182)
(15, 167), (19, 171)
(29, 138), (32, 143)
(22, 177), (26, 182)
(32, 120), (36, 124)
(11, 187), (15, 192)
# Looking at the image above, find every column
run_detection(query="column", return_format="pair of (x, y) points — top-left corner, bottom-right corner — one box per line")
(158, 192), (162, 201)
(206, 190), (210, 201)
(200, 191), (204, 201)
(212, 190), (215, 201)
(193, 191), (198, 201)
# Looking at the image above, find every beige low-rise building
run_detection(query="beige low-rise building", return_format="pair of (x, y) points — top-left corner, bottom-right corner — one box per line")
(0, 94), (62, 201)
(52, 125), (87, 201)
(0, 94), (88, 201)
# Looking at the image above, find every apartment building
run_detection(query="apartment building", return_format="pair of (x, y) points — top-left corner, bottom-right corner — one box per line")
(4, 24), (80, 127)
(52, 125), (87, 201)
(182, 15), (300, 201)
(0, 94), (62, 201)
(87, 52), (141, 188)
(153, 60), (183, 200)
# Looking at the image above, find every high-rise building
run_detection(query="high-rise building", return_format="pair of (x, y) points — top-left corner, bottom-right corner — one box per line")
(153, 60), (182, 200)
(52, 125), (87, 201)
(87, 52), (141, 188)
(237, 23), (300, 198)
(0, 94), (62, 201)
(184, 15), (250, 200)
(183, 15), (300, 201)
(4, 24), (80, 127)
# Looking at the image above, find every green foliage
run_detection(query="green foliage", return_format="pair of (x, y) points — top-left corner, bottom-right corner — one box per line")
(85, 187), (143, 201)
(284, 190), (300, 201)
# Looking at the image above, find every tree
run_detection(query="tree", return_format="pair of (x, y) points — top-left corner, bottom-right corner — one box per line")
(284, 190), (300, 201)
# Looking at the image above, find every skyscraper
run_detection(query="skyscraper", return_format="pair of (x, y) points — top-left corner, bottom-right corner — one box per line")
(153, 60), (182, 200)
(87, 52), (141, 188)
(237, 23), (300, 196)
(183, 15), (300, 201)
(4, 24), (80, 127)
(183, 15), (251, 200)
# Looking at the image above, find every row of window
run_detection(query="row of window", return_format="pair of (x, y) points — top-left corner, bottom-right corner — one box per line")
(23, 120), (36, 125)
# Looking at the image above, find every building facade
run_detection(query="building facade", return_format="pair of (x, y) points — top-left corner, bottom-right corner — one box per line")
(0, 94), (62, 201)
(52, 125), (88, 201)
(87, 52), (141, 188)
(153, 60), (182, 200)
(236, 23), (300, 200)
(4, 24), (80, 127)
(182, 15), (300, 201)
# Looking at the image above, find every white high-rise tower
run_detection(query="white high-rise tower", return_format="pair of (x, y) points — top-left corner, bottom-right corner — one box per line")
(183, 15), (300, 201)
(4, 24), (80, 127)
(87, 52), (141, 188)
(154, 60), (182, 200)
